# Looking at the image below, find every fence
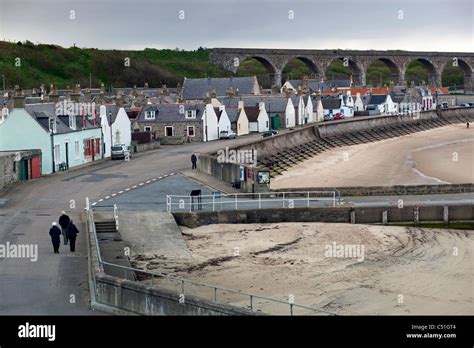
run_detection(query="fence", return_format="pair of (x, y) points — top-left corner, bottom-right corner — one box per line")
(86, 199), (336, 316)
(166, 190), (340, 213)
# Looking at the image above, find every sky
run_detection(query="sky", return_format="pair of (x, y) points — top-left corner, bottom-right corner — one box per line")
(0, 0), (473, 52)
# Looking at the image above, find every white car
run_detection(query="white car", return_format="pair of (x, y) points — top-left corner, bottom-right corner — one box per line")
(219, 130), (236, 139)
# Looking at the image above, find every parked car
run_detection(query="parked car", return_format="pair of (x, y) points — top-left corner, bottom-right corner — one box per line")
(111, 144), (132, 160)
(268, 129), (279, 135)
(334, 113), (345, 120)
(219, 130), (236, 139)
(324, 114), (334, 121)
(262, 131), (276, 138)
(462, 103), (472, 107)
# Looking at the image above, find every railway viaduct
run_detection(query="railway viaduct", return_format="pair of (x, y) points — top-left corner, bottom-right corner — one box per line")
(210, 48), (474, 91)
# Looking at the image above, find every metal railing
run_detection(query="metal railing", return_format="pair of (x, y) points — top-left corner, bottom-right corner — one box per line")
(166, 190), (340, 213)
(86, 199), (335, 316)
(113, 204), (119, 231)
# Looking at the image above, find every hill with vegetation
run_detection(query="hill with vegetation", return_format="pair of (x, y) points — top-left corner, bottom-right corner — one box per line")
(0, 40), (464, 90)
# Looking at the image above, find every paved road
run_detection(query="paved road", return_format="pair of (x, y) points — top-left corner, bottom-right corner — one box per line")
(0, 134), (262, 314)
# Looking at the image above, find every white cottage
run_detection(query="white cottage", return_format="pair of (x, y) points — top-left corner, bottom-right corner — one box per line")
(202, 104), (219, 141)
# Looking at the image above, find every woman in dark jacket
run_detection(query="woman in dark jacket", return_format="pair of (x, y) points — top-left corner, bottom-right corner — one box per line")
(49, 222), (62, 254)
(58, 211), (70, 245)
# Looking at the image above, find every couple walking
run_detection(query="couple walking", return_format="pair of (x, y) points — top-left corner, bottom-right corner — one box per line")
(49, 211), (79, 254)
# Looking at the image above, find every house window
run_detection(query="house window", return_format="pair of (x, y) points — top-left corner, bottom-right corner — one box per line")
(74, 141), (80, 160)
(115, 130), (121, 144)
(185, 110), (196, 119)
(266, 121), (269, 128)
(54, 144), (60, 163)
(165, 126), (174, 136)
(187, 126), (195, 137)
(95, 138), (101, 155)
(144, 126), (152, 132)
(145, 110), (155, 120)
(84, 139), (91, 157)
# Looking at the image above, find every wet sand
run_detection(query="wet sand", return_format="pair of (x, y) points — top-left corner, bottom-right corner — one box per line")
(271, 124), (474, 189)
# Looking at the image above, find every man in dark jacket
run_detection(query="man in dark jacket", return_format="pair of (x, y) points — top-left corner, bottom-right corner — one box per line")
(58, 211), (70, 245)
(191, 154), (197, 170)
(67, 221), (79, 252)
(49, 222), (62, 254)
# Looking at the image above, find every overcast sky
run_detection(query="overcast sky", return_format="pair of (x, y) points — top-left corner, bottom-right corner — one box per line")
(0, 0), (473, 52)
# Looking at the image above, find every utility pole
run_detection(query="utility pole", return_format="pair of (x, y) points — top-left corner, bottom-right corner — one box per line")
(89, 73), (92, 90)
(1, 75), (5, 92)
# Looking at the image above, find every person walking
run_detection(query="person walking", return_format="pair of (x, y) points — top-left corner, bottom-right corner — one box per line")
(191, 153), (197, 170)
(66, 221), (79, 252)
(49, 222), (62, 254)
(58, 211), (70, 245)
(467, 122), (470, 129)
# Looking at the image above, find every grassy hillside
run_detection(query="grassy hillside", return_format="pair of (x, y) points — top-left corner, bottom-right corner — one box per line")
(0, 41), (464, 90)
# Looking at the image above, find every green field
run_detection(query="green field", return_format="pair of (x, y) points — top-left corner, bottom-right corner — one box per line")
(0, 41), (464, 90)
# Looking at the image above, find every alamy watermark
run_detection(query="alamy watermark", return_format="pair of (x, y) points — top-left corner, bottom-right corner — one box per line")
(324, 242), (365, 262)
(55, 100), (96, 118)
(0, 242), (38, 262)
(217, 147), (257, 166)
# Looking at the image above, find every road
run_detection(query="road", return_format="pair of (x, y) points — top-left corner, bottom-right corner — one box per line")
(0, 134), (262, 314)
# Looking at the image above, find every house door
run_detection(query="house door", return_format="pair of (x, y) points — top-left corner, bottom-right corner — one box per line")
(30, 156), (41, 179)
(91, 139), (95, 161)
(19, 159), (29, 181)
(165, 127), (173, 136)
(65, 143), (69, 168)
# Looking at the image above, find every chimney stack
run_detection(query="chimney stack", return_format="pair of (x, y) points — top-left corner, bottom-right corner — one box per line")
(226, 86), (234, 98)
(12, 85), (26, 109)
(70, 84), (81, 102)
(49, 84), (59, 104)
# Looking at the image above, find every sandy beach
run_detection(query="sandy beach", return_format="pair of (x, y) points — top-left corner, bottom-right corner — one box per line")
(271, 124), (474, 189)
(132, 223), (474, 315)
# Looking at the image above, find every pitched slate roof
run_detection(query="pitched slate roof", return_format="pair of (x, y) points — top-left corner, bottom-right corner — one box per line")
(289, 79), (330, 92)
(182, 77), (259, 100)
(244, 106), (260, 122)
(137, 103), (206, 123)
(326, 79), (351, 88)
(95, 104), (119, 125)
(224, 107), (241, 122)
(368, 95), (387, 105)
(221, 95), (289, 114)
(321, 97), (342, 110)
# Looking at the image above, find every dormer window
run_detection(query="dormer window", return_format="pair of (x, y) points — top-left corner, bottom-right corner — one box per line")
(69, 114), (76, 130)
(186, 110), (196, 119)
(49, 116), (57, 133)
(145, 110), (156, 120)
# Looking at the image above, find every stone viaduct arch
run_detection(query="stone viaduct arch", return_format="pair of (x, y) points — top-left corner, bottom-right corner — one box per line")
(210, 48), (474, 92)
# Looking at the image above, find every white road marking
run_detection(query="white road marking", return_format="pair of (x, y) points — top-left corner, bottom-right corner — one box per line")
(98, 199), (104, 202)
(111, 194), (116, 197)
(92, 202), (97, 206)
(158, 176), (163, 179)
(125, 188), (130, 191)
(118, 191), (124, 194)
(105, 196), (110, 199)
(132, 186), (137, 189)
(139, 183), (144, 186)
(152, 178), (157, 181)
(146, 180), (151, 184)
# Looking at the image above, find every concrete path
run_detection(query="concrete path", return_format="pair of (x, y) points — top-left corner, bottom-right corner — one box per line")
(119, 212), (191, 259)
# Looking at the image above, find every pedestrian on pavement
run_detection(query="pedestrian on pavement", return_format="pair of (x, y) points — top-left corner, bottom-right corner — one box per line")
(191, 153), (197, 170)
(66, 221), (80, 252)
(58, 211), (70, 245)
(49, 222), (62, 254)
(467, 122), (470, 129)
